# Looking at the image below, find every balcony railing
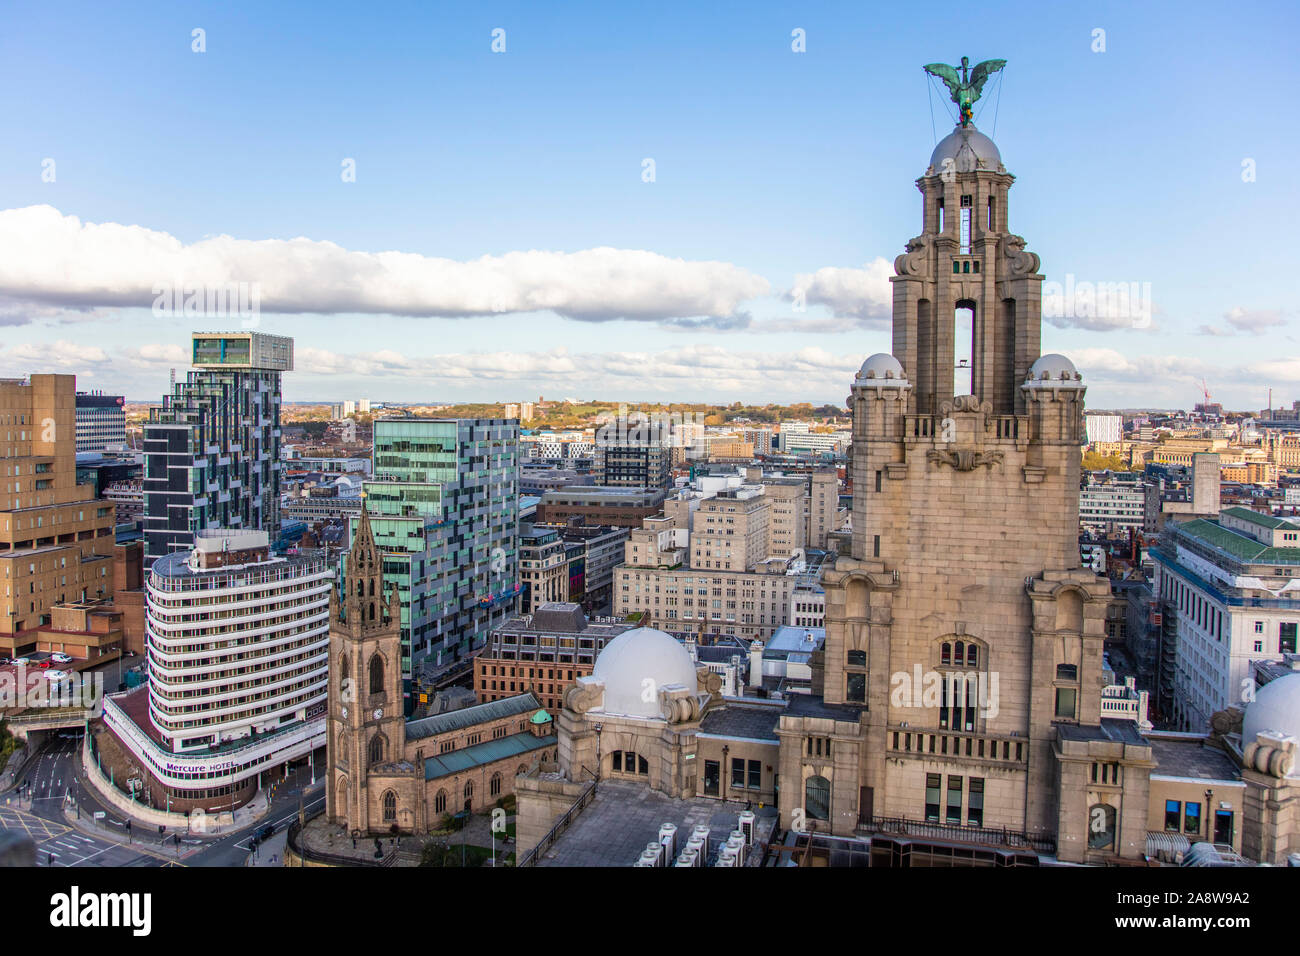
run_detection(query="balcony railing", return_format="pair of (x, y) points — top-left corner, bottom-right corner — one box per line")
(858, 815), (1055, 855)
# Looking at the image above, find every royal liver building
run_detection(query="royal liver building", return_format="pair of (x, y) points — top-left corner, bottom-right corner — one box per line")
(776, 111), (1142, 864)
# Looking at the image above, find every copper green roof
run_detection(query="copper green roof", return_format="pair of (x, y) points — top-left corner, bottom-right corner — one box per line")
(406, 692), (541, 741)
(423, 731), (556, 780)
(1176, 518), (1300, 566)
(1221, 506), (1295, 531)
(530, 709), (553, 724)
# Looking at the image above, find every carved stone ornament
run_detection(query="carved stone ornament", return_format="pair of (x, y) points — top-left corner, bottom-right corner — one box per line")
(1003, 234), (1040, 275)
(894, 235), (928, 276)
(927, 448), (1005, 472)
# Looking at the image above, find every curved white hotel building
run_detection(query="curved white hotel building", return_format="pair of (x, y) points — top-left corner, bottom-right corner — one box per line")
(100, 529), (330, 812)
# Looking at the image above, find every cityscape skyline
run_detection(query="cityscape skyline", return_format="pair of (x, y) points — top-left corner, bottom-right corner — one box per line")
(1, 1), (1297, 409)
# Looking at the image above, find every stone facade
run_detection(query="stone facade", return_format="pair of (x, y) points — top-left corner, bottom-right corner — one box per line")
(775, 123), (1152, 862)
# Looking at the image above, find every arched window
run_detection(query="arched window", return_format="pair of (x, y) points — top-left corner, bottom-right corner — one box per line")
(966, 644), (978, 667)
(464, 780), (474, 800)
(941, 642), (951, 665)
(368, 734), (384, 767)
(434, 789), (447, 814)
(490, 772), (502, 797)
(382, 791), (397, 823)
(357, 580), (364, 598)
(369, 655), (384, 695)
(516, 764), (528, 777)
(805, 775), (831, 821)
(1088, 803), (1117, 850)
(340, 653), (349, 678)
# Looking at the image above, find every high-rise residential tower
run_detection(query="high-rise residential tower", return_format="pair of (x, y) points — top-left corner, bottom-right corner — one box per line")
(142, 331), (292, 567)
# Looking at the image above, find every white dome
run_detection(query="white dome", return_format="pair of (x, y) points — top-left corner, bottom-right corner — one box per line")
(1244, 673), (1300, 755)
(591, 626), (698, 719)
(856, 353), (907, 383)
(1025, 353), (1083, 386)
(929, 124), (1002, 174)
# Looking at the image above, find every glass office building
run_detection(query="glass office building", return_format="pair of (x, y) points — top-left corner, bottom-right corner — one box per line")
(349, 418), (520, 702)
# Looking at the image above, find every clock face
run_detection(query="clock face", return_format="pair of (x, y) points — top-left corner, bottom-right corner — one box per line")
(373, 708), (383, 720)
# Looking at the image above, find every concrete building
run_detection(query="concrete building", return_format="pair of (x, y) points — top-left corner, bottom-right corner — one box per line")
(143, 331), (292, 567)
(535, 486), (666, 528)
(98, 528), (330, 812)
(1080, 471), (1145, 532)
(593, 441), (671, 489)
(74, 392), (127, 454)
(519, 523), (569, 613)
(1151, 507), (1300, 732)
(362, 417), (519, 685)
(1, 374), (117, 656)
(1084, 413), (1122, 446)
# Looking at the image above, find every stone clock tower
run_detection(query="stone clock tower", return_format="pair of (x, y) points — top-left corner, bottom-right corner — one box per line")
(777, 117), (1154, 864)
(326, 504), (405, 832)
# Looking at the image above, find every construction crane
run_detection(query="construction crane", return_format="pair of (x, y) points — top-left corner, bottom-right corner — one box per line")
(1200, 379), (1212, 407)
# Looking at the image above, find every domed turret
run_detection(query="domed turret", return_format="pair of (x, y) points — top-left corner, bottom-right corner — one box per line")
(928, 124), (1002, 174)
(855, 353), (908, 385)
(1024, 353), (1084, 388)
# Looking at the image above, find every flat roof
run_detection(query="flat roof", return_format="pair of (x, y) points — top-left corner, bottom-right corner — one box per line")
(1147, 735), (1242, 782)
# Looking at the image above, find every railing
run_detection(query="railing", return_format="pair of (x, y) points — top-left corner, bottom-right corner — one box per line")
(286, 811), (397, 867)
(516, 780), (597, 868)
(859, 815), (1055, 855)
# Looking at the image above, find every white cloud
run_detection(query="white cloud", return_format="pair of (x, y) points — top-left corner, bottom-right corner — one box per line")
(790, 258), (893, 326)
(0, 205), (769, 325)
(3, 339), (110, 369)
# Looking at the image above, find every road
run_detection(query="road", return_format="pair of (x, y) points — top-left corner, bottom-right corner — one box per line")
(0, 732), (325, 867)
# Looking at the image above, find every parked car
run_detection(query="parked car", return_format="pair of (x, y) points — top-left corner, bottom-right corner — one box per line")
(38, 659), (55, 669)
(44, 670), (70, 682)
(11, 657), (32, 665)
(0, 657), (11, 666)
(50, 653), (72, 664)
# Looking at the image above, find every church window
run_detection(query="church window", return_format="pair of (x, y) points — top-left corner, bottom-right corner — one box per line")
(382, 791), (396, 823)
(434, 789), (447, 814)
(369, 655), (384, 695)
(368, 735), (383, 766)
(490, 773), (502, 797)
(464, 780), (474, 800)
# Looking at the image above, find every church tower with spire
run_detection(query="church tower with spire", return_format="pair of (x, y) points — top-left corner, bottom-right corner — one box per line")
(327, 503), (406, 832)
(777, 87), (1153, 864)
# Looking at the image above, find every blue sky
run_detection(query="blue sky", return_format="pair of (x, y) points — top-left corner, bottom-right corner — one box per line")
(1, 0), (1296, 409)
